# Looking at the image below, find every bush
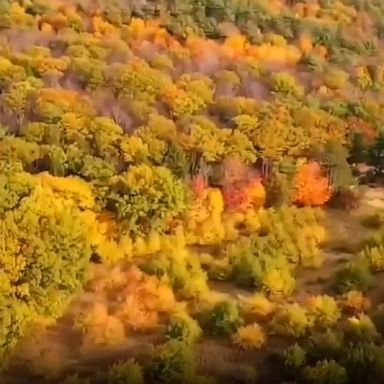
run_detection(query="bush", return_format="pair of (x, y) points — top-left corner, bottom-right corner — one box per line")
(207, 301), (243, 336)
(332, 261), (373, 293)
(73, 303), (126, 348)
(271, 303), (312, 338)
(232, 323), (266, 350)
(240, 293), (276, 320)
(261, 268), (296, 299)
(166, 312), (202, 344)
(360, 245), (384, 272)
(306, 330), (344, 363)
(149, 340), (196, 384)
(341, 342), (384, 384)
(284, 343), (307, 372)
(343, 314), (379, 343)
(323, 68), (349, 90)
(305, 295), (341, 328)
(142, 248), (209, 299)
(341, 290), (371, 315)
(108, 359), (144, 384)
(302, 360), (348, 384)
(228, 206), (325, 289)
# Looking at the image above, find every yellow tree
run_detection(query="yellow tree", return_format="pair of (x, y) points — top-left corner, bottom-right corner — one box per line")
(108, 60), (172, 103)
(162, 74), (214, 118)
(0, 165), (97, 366)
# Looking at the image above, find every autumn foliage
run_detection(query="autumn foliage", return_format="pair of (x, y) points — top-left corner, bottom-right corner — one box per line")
(293, 162), (332, 207)
(2, 0), (384, 381)
(221, 156), (266, 211)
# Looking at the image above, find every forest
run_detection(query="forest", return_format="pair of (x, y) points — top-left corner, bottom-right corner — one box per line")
(3, 0), (384, 383)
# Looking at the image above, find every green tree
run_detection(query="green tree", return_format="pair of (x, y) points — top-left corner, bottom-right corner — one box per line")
(107, 164), (189, 235)
(207, 300), (243, 336)
(149, 340), (197, 383)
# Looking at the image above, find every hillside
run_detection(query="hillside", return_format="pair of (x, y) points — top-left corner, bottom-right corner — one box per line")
(3, 1), (384, 384)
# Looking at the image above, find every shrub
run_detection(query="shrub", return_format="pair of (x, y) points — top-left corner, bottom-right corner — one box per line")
(360, 245), (384, 272)
(333, 261), (373, 293)
(305, 295), (341, 328)
(302, 360), (348, 384)
(141, 248), (209, 299)
(207, 301), (243, 336)
(23, 342), (67, 379)
(240, 293), (276, 319)
(341, 290), (371, 315)
(227, 238), (260, 287)
(343, 314), (379, 343)
(271, 303), (312, 338)
(108, 359), (144, 384)
(228, 207), (325, 290)
(166, 312), (202, 344)
(73, 303), (126, 348)
(341, 342), (384, 384)
(149, 340), (196, 384)
(307, 329), (344, 360)
(284, 343), (307, 371)
(261, 268), (296, 299)
(323, 68), (349, 90)
(112, 266), (176, 331)
(232, 323), (266, 350)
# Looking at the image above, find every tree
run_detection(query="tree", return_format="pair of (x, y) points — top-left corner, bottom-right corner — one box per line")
(313, 141), (354, 191)
(0, 170), (95, 366)
(107, 164), (189, 235)
(162, 74), (214, 117)
(0, 136), (41, 171)
(1, 79), (39, 130)
(88, 116), (123, 164)
(34, 88), (95, 124)
(270, 72), (305, 98)
(108, 60), (172, 103)
(293, 162), (332, 207)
